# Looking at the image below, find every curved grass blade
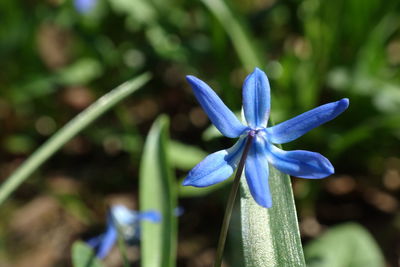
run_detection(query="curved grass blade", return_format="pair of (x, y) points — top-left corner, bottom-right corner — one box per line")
(0, 73), (151, 206)
(200, 0), (263, 72)
(139, 115), (177, 267)
(240, 165), (306, 267)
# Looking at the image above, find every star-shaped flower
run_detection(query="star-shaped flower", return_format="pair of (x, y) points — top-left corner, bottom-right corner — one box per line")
(182, 68), (349, 208)
(87, 205), (161, 259)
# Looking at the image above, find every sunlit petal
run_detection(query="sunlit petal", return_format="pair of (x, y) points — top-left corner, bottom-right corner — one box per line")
(183, 137), (247, 187)
(267, 98), (349, 144)
(96, 216), (118, 259)
(187, 75), (248, 138)
(267, 143), (334, 178)
(242, 68), (271, 128)
(244, 136), (272, 208)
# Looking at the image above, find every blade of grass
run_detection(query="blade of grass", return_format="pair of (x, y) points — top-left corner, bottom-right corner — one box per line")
(200, 0), (263, 72)
(139, 115), (177, 267)
(240, 165), (306, 266)
(0, 73), (151, 205)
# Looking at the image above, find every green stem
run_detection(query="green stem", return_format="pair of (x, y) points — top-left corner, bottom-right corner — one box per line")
(0, 73), (151, 206)
(111, 211), (131, 267)
(214, 135), (253, 267)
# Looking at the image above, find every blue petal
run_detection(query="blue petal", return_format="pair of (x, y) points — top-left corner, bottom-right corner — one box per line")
(74, 0), (96, 13)
(242, 68), (271, 128)
(186, 75), (248, 138)
(266, 143), (334, 178)
(183, 137), (246, 187)
(174, 207), (184, 217)
(266, 98), (349, 144)
(111, 205), (138, 225)
(87, 235), (103, 249)
(138, 211), (162, 222)
(95, 216), (118, 259)
(244, 136), (272, 208)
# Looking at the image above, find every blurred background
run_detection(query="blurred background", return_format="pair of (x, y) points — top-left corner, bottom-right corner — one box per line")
(0, 0), (400, 266)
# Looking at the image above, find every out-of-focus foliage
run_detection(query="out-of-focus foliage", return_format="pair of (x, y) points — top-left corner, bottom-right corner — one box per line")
(305, 223), (385, 267)
(0, 0), (399, 265)
(72, 241), (104, 267)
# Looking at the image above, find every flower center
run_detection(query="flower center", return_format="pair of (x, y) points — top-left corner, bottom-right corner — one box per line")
(248, 129), (259, 137)
(247, 128), (267, 141)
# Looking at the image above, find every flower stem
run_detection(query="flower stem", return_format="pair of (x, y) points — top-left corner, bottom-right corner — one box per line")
(214, 135), (254, 267)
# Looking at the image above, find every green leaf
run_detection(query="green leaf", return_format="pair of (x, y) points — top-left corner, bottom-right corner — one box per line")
(0, 73), (151, 206)
(240, 165), (306, 267)
(139, 115), (177, 267)
(71, 241), (104, 267)
(304, 223), (385, 267)
(56, 58), (103, 85)
(200, 0), (263, 72)
(202, 123), (223, 141)
(168, 141), (207, 170)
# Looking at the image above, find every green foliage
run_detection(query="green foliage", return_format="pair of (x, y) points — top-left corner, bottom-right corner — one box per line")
(241, 166), (306, 267)
(71, 241), (104, 267)
(0, 73), (151, 205)
(168, 141), (207, 170)
(201, 0), (263, 72)
(139, 115), (177, 267)
(304, 223), (385, 267)
(56, 58), (103, 85)
(1, 0), (398, 265)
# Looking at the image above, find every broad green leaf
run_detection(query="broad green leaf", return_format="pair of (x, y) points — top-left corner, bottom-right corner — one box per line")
(304, 223), (384, 267)
(240, 165), (305, 267)
(168, 141), (207, 170)
(71, 241), (104, 267)
(139, 115), (177, 267)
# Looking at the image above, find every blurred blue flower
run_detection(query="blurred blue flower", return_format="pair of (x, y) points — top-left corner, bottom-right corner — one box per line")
(183, 68), (349, 208)
(74, 0), (97, 14)
(87, 205), (161, 259)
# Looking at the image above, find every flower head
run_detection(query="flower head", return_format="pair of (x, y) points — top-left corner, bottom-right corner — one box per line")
(74, 0), (97, 14)
(183, 68), (349, 208)
(87, 205), (161, 259)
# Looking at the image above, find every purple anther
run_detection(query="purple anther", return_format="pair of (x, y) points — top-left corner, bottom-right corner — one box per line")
(248, 129), (257, 137)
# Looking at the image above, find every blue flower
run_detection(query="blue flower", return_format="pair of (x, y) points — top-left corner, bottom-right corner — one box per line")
(183, 68), (349, 208)
(87, 205), (161, 259)
(74, 0), (97, 14)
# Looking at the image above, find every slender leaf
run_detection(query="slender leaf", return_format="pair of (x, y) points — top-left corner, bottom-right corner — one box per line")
(200, 0), (263, 72)
(240, 165), (306, 267)
(304, 223), (385, 267)
(71, 241), (104, 267)
(139, 115), (177, 267)
(0, 73), (151, 206)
